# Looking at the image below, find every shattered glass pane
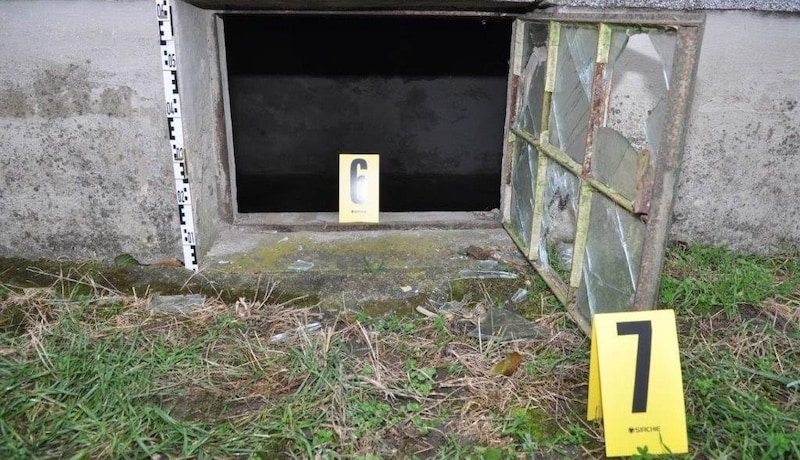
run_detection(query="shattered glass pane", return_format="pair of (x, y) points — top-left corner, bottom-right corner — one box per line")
(607, 29), (630, 74)
(606, 29), (676, 157)
(649, 32), (676, 90)
(539, 160), (579, 278)
(509, 140), (537, 248)
(467, 306), (548, 341)
(503, 19), (697, 330)
(548, 26), (598, 162)
(516, 25), (549, 138)
(646, 97), (667, 160)
(575, 193), (645, 318)
(591, 127), (640, 201)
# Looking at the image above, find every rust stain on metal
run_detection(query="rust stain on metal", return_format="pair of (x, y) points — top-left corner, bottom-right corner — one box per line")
(634, 22), (705, 311)
(508, 74), (520, 127)
(505, 74), (520, 186)
(581, 61), (611, 179)
(633, 148), (653, 216)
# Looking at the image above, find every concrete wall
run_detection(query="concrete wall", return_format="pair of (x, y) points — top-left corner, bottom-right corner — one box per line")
(0, 0), (180, 261)
(0, 1), (798, 261)
(554, 1), (799, 11)
(172, 0), (232, 259)
(671, 11), (800, 251)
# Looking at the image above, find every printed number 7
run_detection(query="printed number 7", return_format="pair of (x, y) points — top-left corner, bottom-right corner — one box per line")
(617, 320), (652, 413)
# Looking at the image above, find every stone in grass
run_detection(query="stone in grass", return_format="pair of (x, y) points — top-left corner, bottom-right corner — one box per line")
(149, 294), (206, 314)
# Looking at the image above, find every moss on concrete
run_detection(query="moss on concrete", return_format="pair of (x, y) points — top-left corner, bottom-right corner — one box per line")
(224, 233), (453, 273)
(1, 228), (554, 321)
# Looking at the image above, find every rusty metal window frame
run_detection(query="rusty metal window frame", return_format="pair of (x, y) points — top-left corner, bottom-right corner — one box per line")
(501, 10), (705, 334)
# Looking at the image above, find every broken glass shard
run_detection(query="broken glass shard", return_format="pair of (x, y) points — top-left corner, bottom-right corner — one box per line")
(288, 259), (314, 271)
(591, 127), (640, 201)
(515, 23), (549, 136)
(606, 29), (675, 155)
(149, 294), (206, 315)
(478, 260), (499, 270)
(575, 193), (645, 318)
(509, 140), (537, 248)
(269, 322), (323, 343)
(646, 96), (667, 159)
(457, 269), (518, 280)
(510, 288), (528, 304)
(649, 31), (676, 89)
(539, 160), (579, 277)
(467, 306), (548, 341)
(517, 44), (548, 137)
(548, 26), (598, 163)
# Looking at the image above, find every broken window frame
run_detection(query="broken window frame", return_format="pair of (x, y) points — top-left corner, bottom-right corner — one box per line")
(501, 10), (705, 334)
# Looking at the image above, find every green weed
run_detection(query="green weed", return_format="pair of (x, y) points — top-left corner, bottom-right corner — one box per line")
(362, 256), (385, 274)
(659, 244), (798, 316)
(1, 245), (798, 458)
(404, 359), (436, 397)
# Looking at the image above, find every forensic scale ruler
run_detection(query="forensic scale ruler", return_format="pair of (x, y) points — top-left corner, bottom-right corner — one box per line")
(156, 0), (198, 271)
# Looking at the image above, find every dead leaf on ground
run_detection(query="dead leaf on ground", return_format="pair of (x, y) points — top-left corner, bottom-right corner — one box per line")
(491, 351), (522, 377)
(148, 258), (184, 268)
(465, 245), (494, 260)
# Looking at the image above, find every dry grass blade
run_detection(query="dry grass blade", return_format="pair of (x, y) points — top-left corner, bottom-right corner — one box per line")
(2, 245), (798, 458)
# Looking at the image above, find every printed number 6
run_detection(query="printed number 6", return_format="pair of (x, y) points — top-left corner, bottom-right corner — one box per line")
(350, 159), (368, 205)
(617, 320), (652, 413)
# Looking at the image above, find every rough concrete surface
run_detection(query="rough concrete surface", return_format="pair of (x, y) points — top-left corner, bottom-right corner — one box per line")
(1, 0), (799, 267)
(671, 11), (800, 251)
(183, 0), (543, 11)
(172, 1), (232, 259)
(204, 227), (531, 308)
(552, 0), (800, 11)
(0, 1), (180, 261)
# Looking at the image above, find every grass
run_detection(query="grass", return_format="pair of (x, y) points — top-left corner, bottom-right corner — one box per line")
(660, 244), (800, 458)
(0, 244), (798, 458)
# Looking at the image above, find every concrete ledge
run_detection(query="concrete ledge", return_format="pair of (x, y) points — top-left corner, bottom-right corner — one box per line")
(552, 0), (800, 12)
(183, 0), (542, 11)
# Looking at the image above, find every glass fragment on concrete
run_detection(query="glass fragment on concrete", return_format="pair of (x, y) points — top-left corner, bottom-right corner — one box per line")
(575, 193), (645, 317)
(457, 269), (518, 280)
(510, 288), (528, 304)
(439, 295), (473, 314)
(467, 306), (548, 341)
(549, 26), (598, 163)
(288, 259), (314, 271)
(478, 260), (499, 270)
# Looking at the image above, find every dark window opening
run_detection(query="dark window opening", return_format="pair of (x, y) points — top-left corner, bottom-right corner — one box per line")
(225, 14), (512, 213)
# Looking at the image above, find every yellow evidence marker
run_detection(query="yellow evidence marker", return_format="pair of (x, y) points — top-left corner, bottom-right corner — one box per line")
(339, 153), (379, 223)
(587, 309), (688, 457)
